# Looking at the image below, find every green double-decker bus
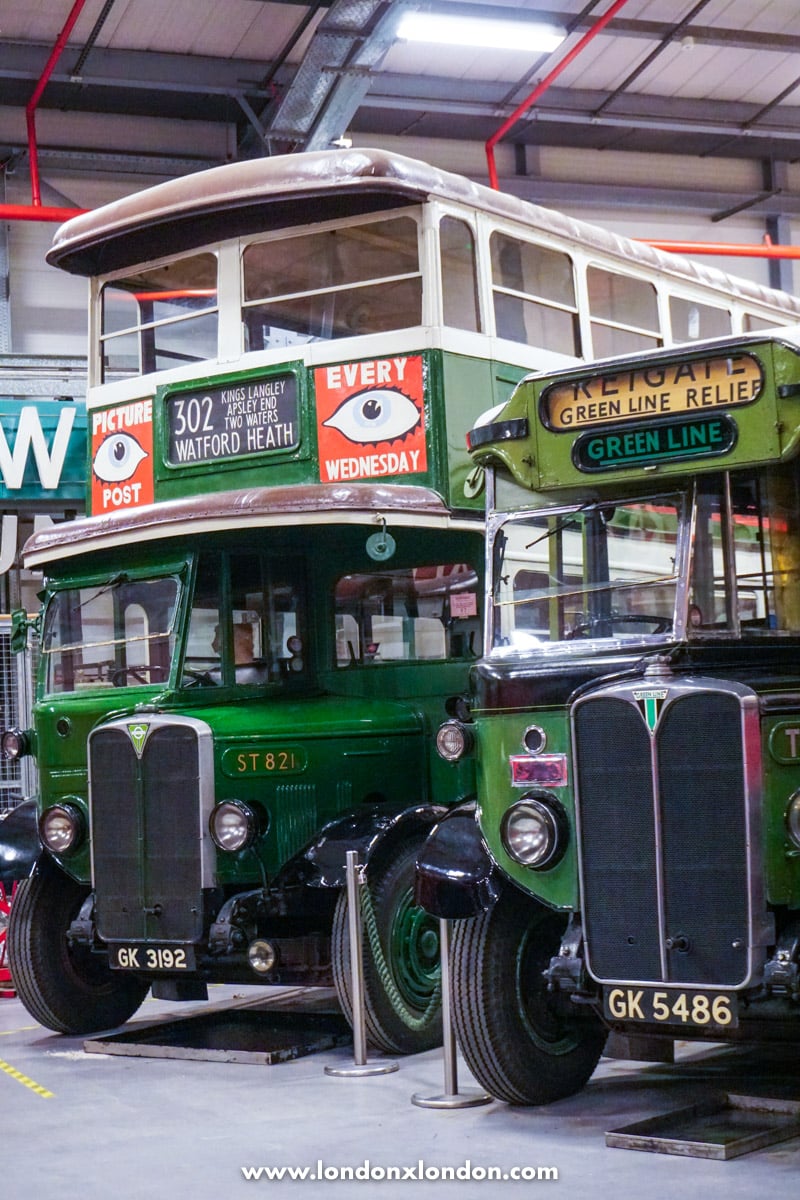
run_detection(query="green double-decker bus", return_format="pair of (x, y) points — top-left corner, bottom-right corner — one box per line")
(422, 329), (800, 1101)
(3, 150), (497, 1049)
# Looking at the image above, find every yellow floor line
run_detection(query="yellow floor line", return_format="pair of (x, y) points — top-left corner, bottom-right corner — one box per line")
(0, 1056), (54, 1098)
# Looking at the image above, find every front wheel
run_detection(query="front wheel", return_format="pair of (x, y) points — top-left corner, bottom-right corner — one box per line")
(332, 838), (443, 1055)
(451, 888), (607, 1104)
(8, 858), (149, 1035)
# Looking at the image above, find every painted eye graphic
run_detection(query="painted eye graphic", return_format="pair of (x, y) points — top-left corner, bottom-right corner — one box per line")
(93, 432), (148, 483)
(323, 388), (420, 445)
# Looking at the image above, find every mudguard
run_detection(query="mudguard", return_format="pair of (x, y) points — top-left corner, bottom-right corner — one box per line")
(414, 803), (500, 919)
(274, 800), (448, 890)
(0, 799), (40, 886)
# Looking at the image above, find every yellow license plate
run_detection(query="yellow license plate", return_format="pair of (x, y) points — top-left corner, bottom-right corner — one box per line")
(603, 986), (738, 1029)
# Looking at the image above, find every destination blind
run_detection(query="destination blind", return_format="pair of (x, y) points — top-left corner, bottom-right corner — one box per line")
(541, 353), (763, 432)
(167, 373), (299, 465)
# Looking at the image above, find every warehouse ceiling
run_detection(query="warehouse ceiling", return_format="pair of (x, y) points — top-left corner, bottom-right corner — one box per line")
(2, 0), (800, 217)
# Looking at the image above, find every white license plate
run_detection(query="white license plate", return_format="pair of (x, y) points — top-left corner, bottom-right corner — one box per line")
(603, 985), (738, 1029)
(109, 944), (196, 971)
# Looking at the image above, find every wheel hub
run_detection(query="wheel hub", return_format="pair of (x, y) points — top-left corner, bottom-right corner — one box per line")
(390, 890), (441, 1009)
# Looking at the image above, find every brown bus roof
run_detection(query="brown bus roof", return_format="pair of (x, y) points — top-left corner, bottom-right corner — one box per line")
(24, 481), (474, 569)
(47, 147), (800, 321)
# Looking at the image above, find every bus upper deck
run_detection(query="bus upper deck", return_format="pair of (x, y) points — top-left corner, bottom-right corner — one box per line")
(45, 148), (800, 520)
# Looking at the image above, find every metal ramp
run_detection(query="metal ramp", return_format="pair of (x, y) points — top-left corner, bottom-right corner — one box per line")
(607, 1093), (800, 1160)
(84, 986), (351, 1065)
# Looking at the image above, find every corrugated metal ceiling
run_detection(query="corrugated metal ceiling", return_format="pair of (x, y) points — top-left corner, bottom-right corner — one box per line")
(2, 1), (800, 200)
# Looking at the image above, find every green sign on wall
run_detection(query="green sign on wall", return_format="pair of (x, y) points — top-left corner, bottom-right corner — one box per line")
(0, 399), (87, 503)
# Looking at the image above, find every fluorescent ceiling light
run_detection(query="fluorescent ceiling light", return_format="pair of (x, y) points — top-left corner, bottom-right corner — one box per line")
(397, 12), (565, 53)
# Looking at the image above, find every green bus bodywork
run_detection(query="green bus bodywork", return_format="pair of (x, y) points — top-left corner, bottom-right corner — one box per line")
(10, 473), (483, 1049)
(421, 332), (800, 1104)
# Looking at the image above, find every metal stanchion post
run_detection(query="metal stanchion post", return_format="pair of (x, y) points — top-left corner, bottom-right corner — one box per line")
(411, 918), (492, 1108)
(325, 850), (398, 1078)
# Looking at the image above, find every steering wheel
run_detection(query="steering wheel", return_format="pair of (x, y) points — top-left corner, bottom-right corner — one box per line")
(181, 668), (216, 687)
(566, 613), (671, 639)
(111, 664), (169, 686)
(610, 614), (672, 633)
(111, 666), (150, 686)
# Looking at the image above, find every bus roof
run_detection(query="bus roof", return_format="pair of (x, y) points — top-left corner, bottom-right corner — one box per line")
(24, 481), (476, 569)
(47, 148), (800, 321)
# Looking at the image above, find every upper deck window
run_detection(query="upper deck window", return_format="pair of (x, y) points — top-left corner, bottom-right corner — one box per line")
(440, 216), (480, 332)
(242, 215), (422, 350)
(744, 312), (787, 332)
(100, 253), (218, 380)
(670, 296), (731, 343)
(490, 234), (579, 355)
(587, 266), (660, 357)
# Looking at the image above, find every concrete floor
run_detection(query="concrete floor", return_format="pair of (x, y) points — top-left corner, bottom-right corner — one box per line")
(2, 984), (800, 1200)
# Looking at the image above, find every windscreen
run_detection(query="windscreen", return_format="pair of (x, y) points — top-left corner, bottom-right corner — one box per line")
(491, 495), (684, 653)
(41, 574), (181, 694)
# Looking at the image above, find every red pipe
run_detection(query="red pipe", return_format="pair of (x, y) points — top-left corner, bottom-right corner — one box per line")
(26, 0), (89, 206)
(0, 203), (86, 222)
(644, 239), (800, 260)
(486, 0), (633, 191)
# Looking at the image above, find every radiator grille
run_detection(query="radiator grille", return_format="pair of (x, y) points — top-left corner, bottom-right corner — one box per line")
(90, 719), (209, 943)
(575, 683), (752, 988)
(575, 697), (661, 982)
(658, 692), (749, 985)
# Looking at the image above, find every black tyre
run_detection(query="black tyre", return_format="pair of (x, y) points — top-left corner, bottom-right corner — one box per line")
(8, 858), (149, 1035)
(451, 888), (607, 1104)
(332, 838), (443, 1055)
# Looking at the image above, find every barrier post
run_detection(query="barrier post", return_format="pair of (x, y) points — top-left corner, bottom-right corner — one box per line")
(411, 918), (491, 1108)
(325, 850), (398, 1078)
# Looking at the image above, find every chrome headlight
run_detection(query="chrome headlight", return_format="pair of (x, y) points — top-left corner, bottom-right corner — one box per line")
(501, 794), (567, 870)
(1, 728), (30, 761)
(786, 791), (800, 849)
(435, 720), (474, 763)
(39, 803), (85, 854)
(209, 800), (259, 852)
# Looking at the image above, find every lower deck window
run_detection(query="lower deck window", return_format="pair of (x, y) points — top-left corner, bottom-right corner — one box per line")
(184, 552), (306, 686)
(335, 563), (480, 666)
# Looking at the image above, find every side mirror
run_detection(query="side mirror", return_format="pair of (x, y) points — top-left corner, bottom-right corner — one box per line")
(10, 608), (38, 654)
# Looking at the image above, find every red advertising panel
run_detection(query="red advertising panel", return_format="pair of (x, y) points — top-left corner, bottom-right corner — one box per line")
(315, 356), (427, 483)
(91, 399), (154, 514)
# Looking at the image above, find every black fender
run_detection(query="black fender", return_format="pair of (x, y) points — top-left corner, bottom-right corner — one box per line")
(0, 799), (40, 886)
(414, 802), (501, 919)
(274, 800), (449, 891)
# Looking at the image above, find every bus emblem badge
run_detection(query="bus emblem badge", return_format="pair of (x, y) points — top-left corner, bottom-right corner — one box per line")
(632, 689), (668, 734)
(126, 722), (151, 758)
